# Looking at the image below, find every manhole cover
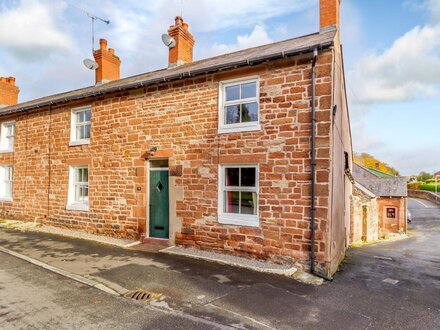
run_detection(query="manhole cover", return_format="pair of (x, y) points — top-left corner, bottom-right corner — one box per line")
(124, 289), (161, 302)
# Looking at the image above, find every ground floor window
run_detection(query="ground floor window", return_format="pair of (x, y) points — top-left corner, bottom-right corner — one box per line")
(386, 207), (396, 218)
(0, 165), (13, 201)
(67, 166), (89, 211)
(218, 165), (258, 227)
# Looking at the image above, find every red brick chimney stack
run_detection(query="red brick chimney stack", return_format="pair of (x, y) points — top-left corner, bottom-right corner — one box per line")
(320, 0), (340, 32)
(167, 16), (195, 67)
(0, 76), (19, 107)
(93, 38), (121, 85)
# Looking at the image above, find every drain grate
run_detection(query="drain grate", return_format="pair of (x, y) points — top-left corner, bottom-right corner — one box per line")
(124, 289), (161, 302)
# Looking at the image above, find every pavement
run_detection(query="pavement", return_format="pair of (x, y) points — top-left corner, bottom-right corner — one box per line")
(0, 197), (439, 329)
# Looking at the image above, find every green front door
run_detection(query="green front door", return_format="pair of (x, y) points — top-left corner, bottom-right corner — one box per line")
(149, 170), (169, 238)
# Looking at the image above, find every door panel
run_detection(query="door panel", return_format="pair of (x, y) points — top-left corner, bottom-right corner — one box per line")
(149, 170), (169, 238)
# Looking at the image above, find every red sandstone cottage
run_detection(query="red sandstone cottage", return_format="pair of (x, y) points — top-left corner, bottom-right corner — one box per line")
(0, 0), (352, 276)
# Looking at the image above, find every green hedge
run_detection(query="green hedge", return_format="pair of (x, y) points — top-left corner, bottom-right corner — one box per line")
(419, 184), (440, 192)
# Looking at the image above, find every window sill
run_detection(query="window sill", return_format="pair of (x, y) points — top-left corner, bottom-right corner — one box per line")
(0, 149), (14, 154)
(218, 214), (259, 227)
(66, 203), (89, 212)
(69, 140), (90, 147)
(0, 197), (13, 202)
(218, 124), (261, 135)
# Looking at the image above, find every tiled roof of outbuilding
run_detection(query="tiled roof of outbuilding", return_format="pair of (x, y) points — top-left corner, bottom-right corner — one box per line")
(353, 163), (407, 197)
(0, 29), (336, 116)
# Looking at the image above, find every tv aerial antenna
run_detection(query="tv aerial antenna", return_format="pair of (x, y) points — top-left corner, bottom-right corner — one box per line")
(64, 2), (110, 70)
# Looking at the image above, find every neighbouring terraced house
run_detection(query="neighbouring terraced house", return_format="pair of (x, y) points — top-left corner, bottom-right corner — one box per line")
(0, 0), (352, 277)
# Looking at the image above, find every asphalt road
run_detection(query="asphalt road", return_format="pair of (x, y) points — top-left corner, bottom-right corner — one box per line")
(0, 251), (240, 329)
(0, 197), (439, 329)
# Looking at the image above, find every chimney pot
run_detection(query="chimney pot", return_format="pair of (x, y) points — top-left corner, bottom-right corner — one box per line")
(99, 38), (108, 50)
(167, 16), (195, 67)
(93, 40), (121, 84)
(175, 16), (183, 26)
(0, 76), (19, 107)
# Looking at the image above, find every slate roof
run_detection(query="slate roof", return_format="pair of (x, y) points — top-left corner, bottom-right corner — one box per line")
(0, 29), (336, 116)
(364, 167), (394, 178)
(353, 163), (407, 197)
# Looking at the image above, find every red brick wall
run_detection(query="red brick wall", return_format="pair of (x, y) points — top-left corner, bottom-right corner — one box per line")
(378, 197), (406, 237)
(0, 52), (335, 269)
(320, 0), (340, 30)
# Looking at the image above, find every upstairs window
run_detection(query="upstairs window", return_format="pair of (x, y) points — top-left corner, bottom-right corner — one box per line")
(70, 106), (91, 145)
(219, 77), (260, 133)
(0, 165), (13, 201)
(0, 121), (15, 152)
(67, 166), (89, 211)
(218, 165), (259, 227)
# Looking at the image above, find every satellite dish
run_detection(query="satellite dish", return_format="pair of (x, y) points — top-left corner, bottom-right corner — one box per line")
(161, 34), (176, 48)
(83, 58), (99, 70)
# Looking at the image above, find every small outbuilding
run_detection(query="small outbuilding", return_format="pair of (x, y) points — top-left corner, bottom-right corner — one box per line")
(351, 164), (407, 244)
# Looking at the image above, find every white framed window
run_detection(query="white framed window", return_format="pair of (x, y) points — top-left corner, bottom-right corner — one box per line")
(218, 165), (259, 227)
(0, 165), (13, 201)
(0, 121), (15, 152)
(67, 166), (89, 211)
(70, 106), (91, 145)
(218, 77), (260, 134)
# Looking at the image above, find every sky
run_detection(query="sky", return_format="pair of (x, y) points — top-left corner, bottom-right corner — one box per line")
(0, 0), (438, 176)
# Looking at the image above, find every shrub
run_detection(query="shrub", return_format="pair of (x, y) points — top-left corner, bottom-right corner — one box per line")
(419, 184), (440, 192)
(407, 182), (421, 190)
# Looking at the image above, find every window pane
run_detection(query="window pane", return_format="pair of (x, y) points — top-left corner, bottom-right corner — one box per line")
(150, 159), (169, 168)
(225, 85), (240, 101)
(85, 110), (91, 122)
(83, 168), (88, 182)
(241, 168), (256, 187)
(76, 126), (82, 140)
(241, 82), (256, 99)
(84, 124), (90, 139)
(225, 168), (239, 186)
(77, 112), (83, 123)
(241, 191), (257, 215)
(5, 182), (12, 198)
(225, 105), (240, 124)
(76, 168), (82, 182)
(6, 124), (14, 136)
(241, 102), (258, 123)
(7, 137), (14, 149)
(224, 191), (239, 214)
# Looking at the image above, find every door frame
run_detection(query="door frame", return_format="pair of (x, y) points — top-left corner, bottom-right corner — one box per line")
(146, 159), (169, 239)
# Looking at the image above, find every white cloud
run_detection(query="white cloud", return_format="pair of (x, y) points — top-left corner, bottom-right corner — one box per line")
(206, 25), (273, 57)
(151, 0), (313, 33)
(0, 0), (74, 60)
(348, 23), (440, 104)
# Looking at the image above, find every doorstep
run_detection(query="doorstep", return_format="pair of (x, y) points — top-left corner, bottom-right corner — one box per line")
(127, 237), (171, 253)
